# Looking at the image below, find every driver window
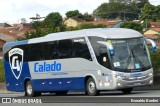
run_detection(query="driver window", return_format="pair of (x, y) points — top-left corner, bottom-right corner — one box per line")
(99, 46), (110, 68)
(88, 36), (111, 69)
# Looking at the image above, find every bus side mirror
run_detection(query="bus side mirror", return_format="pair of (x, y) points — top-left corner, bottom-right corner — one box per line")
(146, 39), (156, 53)
(97, 41), (114, 56)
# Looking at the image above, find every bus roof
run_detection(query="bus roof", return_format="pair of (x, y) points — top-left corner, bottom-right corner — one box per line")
(4, 28), (143, 47)
(29, 28), (143, 43)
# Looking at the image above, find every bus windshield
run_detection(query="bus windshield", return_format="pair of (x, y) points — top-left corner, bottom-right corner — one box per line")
(108, 38), (151, 72)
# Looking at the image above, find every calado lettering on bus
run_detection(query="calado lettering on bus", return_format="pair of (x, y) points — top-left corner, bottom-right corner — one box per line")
(34, 61), (62, 72)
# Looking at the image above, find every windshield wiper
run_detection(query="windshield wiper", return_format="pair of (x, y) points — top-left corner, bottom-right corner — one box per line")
(130, 48), (145, 68)
(125, 48), (145, 70)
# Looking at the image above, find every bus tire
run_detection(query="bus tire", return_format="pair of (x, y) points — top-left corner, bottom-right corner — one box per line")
(86, 77), (100, 96)
(25, 81), (37, 97)
(55, 91), (68, 95)
(121, 88), (133, 94)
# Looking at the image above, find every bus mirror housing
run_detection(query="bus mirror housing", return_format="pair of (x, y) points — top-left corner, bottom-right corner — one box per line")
(146, 38), (156, 53)
(97, 41), (114, 56)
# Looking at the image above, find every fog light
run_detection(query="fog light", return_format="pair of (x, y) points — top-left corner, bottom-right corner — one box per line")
(149, 80), (153, 84)
(117, 76), (122, 79)
(149, 73), (153, 77)
(117, 82), (121, 86)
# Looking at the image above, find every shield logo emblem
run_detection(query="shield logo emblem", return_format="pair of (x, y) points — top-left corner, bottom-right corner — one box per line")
(9, 48), (23, 80)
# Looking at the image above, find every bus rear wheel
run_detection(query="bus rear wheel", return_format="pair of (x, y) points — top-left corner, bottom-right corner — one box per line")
(121, 88), (133, 94)
(86, 77), (100, 96)
(25, 81), (41, 97)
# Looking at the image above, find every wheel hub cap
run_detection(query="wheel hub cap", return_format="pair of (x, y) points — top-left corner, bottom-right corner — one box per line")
(89, 81), (95, 93)
(27, 84), (32, 95)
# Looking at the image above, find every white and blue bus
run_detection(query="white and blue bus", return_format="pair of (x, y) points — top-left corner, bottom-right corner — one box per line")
(3, 28), (156, 96)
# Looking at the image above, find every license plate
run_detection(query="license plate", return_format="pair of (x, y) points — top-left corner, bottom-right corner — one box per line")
(130, 73), (142, 77)
(134, 83), (141, 85)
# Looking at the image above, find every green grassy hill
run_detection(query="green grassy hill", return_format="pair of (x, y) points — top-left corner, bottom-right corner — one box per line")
(0, 60), (4, 82)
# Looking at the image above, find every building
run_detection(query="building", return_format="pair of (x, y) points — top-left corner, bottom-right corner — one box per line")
(64, 18), (85, 27)
(64, 17), (120, 28)
(144, 28), (160, 37)
(0, 23), (32, 59)
(13, 23), (32, 30)
(0, 33), (16, 59)
(0, 23), (12, 29)
(144, 28), (160, 47)
(150, 22), (160, 28)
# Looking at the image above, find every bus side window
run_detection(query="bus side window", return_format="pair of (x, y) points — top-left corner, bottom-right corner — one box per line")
(17, 45), (29, 62)
(73, 38), (92, 61)
(58, 39), (72, 59)
(29, 43), (44, 61)
(44, 41), (57, 60)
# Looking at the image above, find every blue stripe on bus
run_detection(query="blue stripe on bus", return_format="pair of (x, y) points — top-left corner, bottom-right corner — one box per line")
(32, 77), (85, 92)
(4, 40), (28, 47)
(6, 77), (85, 92)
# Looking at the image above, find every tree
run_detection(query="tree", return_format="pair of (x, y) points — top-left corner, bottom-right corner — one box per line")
(32, 21), (43, 29)
(129, 0), (149, 19)
(109, 0), (149, 6)
(83, 12), (94, 22)
(109, 0), (133, 4)
(20, 18), (27, 23)
(80, 24), (106, 29)
(66, 10), (83, 18)
(30, 13), (45, 22)
(93, 0), (150, 20)
(93, 2), (127, 20)
(140, 4), (160, 22)
(44, 12), (63, 28)
(19, 12), (65, 40)
(120, 21), (143, 33)
(136, 0), (149, 9)
(150, 48), (160, 75)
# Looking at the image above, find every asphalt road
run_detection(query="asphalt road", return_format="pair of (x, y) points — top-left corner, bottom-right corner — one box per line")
(0, 90), (160, 103)
(0, 90), (160, 106)
(1, 90), (160, 97)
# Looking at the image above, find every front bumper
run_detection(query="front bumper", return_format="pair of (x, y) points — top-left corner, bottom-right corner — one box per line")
(115, 76), (153, 89)
(97, 75), (153, 90)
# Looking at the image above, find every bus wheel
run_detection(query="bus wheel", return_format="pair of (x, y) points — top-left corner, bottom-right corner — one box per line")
(25, 81), (38, 97)
(86, 77), (100, 96)
(121, 88), (133, 94)
(55, 91), (68, 95)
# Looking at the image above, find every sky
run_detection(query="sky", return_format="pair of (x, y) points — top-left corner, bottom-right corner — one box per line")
(0, 0), (160, 24)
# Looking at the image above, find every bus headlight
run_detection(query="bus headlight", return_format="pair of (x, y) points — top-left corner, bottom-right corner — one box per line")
(117, 76), (122, 79)
(149, 80), (153, 84)
(117, 76), (126, 80)
(149, 73), (153, 77)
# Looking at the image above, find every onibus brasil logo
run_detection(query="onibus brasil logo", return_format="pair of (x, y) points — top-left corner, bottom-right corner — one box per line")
(9, 48), (23, 79)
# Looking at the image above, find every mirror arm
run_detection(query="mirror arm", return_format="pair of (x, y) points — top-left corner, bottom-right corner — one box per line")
(146, 38), (156, 53)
